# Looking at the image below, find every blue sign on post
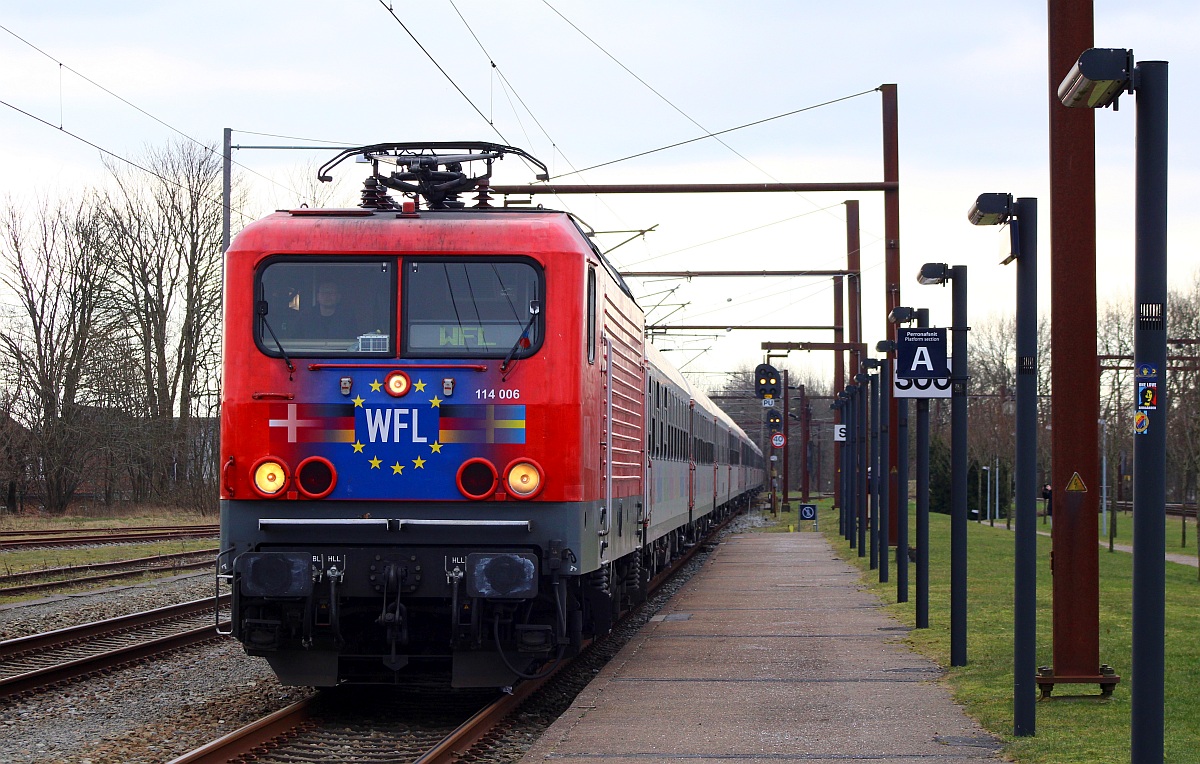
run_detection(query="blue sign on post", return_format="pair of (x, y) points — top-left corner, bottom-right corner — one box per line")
(799, 503), (818, 531)
(896, 328), (949, 379)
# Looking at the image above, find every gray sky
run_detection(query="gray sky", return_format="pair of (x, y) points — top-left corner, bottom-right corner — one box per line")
(2, 1), (1196, 383)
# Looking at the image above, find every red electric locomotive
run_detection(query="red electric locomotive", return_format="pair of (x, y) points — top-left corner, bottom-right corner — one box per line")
(217, 143), (764, 687)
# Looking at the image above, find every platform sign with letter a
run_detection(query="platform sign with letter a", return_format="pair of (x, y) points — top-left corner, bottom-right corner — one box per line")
(896, 328), (949, 379)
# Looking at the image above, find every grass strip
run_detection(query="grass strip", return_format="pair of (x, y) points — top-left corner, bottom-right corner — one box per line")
(757, 497), (1199, 763)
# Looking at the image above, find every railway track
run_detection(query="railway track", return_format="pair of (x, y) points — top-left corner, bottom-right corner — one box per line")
(0, 548), (217, 597)
(0, 525), (220, 551)
(0, 595), (229, 698)
(0, 524), (218, 539)
(167, 511), (738, 763)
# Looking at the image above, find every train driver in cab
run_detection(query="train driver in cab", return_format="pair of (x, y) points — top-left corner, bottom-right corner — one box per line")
(296, 279), (349, 339)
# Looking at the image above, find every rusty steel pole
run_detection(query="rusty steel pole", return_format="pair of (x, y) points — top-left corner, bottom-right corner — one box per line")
(882, 85), (902, 546)
(782, 370), (791, 511)
(846, 200), (863, 380)
(799, 384), (811, 502)
(1042, 0), (1107, 696)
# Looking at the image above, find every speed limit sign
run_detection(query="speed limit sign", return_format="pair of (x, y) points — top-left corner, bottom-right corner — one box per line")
(771, 432), (786, 449)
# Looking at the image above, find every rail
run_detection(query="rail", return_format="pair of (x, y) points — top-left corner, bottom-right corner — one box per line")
(0, 596), (230, 698)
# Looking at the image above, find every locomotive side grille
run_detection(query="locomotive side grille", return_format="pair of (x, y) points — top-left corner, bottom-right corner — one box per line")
(604, 296), (645, 488)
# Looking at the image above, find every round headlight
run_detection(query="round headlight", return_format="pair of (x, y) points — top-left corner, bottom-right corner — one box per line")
(251, 458), (289, 497)
(385, 370), (411, 397)
(504, 459), (544, 499)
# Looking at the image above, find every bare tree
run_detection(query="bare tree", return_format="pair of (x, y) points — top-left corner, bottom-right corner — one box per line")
(0, 197), (113, 514)
(1166, 277), (1200, 506)
(99, 140), (225, 509)
(0, 382), (30, 513)
(1097, 295), (1135, 505)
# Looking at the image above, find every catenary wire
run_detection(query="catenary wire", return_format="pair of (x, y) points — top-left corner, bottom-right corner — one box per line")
(444, 0), (635, 227)
(622, 203), (845, 268)
(538, 3), (881, 265)
(0, 23), (308, 202)
(550, 91), (879, 180)
(375, 0), (508, 145)
(0, 98), (254, 224)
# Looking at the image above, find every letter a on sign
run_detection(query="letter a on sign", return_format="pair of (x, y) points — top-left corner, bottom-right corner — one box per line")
(911, 346), (934, 373)
(896, 328), (949, 379)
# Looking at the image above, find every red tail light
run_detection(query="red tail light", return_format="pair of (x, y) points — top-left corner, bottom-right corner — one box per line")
(457, 458), (498, 500)
(296, 456), (337, 499)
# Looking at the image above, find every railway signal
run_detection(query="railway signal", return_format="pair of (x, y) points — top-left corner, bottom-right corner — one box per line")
(755, 363), (780, 399)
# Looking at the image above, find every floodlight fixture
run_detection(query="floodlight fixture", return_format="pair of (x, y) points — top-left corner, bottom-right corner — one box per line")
(855, 372), (869, 384)
(967, 193), (1014, 227)
(1058, 48), (1134, 110)
(876, 340), (896, 353)
(917, 262), (950, 285)
(888, 306), (917, 324)
(861, 358), (880, 371)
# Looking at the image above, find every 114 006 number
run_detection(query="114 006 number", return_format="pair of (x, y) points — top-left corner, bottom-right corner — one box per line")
(475, 388), (521, 400)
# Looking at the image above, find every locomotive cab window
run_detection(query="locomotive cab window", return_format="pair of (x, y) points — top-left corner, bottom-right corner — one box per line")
(403, 258), (543, 359)
(257, 258), (396, 357)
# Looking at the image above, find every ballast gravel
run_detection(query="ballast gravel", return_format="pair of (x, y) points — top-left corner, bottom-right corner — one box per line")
(0, 573), (311, 764)
(0, 512), (770, 763)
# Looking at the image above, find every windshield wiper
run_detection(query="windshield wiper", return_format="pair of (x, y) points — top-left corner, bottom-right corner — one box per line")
(500, 300), (540, 374)
(257, 301), (296, 377)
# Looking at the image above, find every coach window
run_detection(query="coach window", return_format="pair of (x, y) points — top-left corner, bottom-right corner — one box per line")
(403, 258), (543, 359)
(587, 266), (597, 364)
(257, 258), (395, 357)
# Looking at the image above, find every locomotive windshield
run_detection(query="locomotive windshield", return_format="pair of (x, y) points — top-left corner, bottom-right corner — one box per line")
(402, 258), (543, 358)
(257, 258), (396, 356)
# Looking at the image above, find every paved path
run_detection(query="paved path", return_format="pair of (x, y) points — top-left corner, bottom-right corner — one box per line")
(521, 533), (1003, 763)
(1034, 526), (1199, 567)
(1104, 539), (1197, 567)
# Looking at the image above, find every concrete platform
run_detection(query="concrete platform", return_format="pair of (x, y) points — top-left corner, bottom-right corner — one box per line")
(521, 532), (1003, 763)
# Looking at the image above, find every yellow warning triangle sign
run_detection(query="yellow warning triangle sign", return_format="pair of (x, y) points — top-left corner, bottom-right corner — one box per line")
(1065, 472), (1088, 492)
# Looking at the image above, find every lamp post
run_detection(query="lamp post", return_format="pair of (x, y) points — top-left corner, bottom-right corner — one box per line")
(1059, 47), (1167, 761)
(875, 340), (895, 584)
(862, 358), (882, 571)
(889, 307), (920, 604)
(846, 386), (859, 549)
(855, 373), (871, 556)
(968, 192), (1038, 737)
(836, 393), (851, 543)
(845, 384), (859, 551)
(915, 308), (930, 628)
(918, 263), (968, 666)
(832, 398), (843, 537)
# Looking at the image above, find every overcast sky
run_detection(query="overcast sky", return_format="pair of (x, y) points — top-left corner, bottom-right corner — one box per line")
(2, 1), (1196, 384)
